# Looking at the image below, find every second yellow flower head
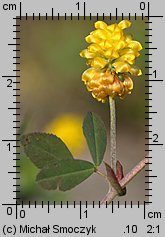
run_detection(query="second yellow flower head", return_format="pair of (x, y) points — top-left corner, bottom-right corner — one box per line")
(80, 20), (142, 102)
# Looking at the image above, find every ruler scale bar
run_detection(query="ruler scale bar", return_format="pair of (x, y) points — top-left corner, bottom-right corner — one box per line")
(0, 1), (164, 236)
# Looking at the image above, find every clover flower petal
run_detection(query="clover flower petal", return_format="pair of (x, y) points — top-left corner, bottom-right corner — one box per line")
(118, 20), (131, 29)
(113, 61), (131, 73)
(95, 21), (108, 30)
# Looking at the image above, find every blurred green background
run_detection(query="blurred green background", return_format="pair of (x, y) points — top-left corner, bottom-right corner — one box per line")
(18, 17), (148, 203)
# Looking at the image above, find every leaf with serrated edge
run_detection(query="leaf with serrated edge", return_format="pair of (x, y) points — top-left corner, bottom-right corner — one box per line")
(36, 159), (94, 191)
(83, 112), (107, 166)
(21, 133), (73, 169)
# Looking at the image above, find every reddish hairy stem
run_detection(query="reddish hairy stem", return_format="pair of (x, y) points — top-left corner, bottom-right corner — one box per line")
(101, 157), (149, 205)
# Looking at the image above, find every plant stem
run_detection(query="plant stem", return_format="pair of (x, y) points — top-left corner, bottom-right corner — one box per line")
(101, 157), (149, 205)
(95, 170), (108, 179)
(109, 96), (117, 174)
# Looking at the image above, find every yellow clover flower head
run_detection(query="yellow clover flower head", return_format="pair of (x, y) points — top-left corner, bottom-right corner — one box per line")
(80, 20), (142, 103)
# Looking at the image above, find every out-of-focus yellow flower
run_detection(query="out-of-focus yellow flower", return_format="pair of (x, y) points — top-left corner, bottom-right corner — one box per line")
(44, 114), (85, 156)
(80, 20), (142, 102)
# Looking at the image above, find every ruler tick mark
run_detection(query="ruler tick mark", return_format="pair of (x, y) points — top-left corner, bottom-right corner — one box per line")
(115, 8), (118, 20)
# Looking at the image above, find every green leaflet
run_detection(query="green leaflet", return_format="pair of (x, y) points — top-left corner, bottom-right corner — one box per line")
(83, 112), (107, 166)
(36, 159), (95, 191)
(21, 133), (73, 169)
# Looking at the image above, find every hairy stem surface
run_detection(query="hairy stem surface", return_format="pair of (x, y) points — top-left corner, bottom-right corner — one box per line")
(109, 96), (117, 173)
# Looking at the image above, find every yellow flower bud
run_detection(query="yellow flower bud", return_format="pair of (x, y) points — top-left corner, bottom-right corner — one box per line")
(91, 57), (107, 68)
(88, 43), (103, 54)
(118, 20), (131, 29)
(80, 49), (95, 59)
(128, 40), (143, 51)
(95, 21), (108, 30)
(113, 61), (131, 73)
